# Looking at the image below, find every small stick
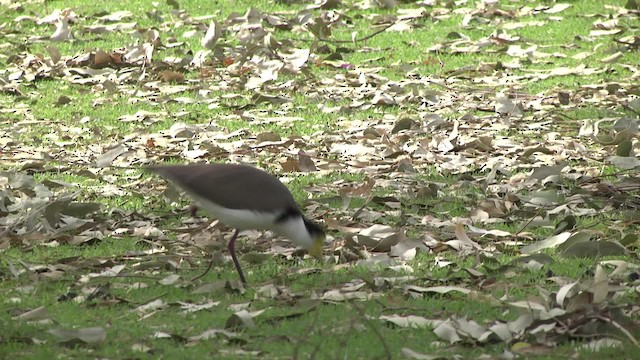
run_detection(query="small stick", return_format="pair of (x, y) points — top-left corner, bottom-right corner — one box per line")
(190, 229), (246, 284)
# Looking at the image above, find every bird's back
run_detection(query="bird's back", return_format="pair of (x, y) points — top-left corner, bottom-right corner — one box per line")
(146, 163), (299, 213)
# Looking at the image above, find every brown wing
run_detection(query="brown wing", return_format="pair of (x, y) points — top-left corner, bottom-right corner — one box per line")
(146, 163), (300, 212)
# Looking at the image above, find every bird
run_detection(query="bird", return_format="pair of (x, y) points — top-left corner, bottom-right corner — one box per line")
(146, 163), (325, 284)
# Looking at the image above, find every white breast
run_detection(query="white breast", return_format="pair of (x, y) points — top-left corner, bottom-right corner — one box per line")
(191, 192), (278, 229)
(188, 192), (314, 250)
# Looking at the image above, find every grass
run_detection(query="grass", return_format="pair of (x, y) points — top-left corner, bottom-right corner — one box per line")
(1, 0), (640, 358)
(2, 248), (621, 358)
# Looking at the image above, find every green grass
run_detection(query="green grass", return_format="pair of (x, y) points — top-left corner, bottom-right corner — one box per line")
(2, 248), (628, 358)
(1, 0), (640, 358)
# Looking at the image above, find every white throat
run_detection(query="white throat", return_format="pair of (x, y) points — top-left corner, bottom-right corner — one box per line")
(272, 216), (315, 250)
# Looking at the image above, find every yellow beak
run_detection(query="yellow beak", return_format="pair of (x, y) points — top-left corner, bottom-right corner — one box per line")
(308, 234), (325, 261)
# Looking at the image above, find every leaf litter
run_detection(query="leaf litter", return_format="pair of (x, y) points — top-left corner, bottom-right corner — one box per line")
(0, 0), (639, 357)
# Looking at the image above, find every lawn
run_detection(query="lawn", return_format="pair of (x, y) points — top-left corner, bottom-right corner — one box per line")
(1, 0), (639, 358)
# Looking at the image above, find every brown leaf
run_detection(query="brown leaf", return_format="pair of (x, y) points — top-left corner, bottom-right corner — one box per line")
(297, 150), (317, 172)
(160, 70), (185, 83)
(91, 50), (112, 68)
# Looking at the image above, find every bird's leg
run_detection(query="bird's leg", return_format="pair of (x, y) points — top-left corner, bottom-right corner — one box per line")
(227, 229), (246, 284)
(190, 228), (243, 283)
(189, 204), (199, 217)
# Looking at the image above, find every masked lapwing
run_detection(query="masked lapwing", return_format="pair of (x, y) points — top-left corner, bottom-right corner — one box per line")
(146, 163), (325, 284)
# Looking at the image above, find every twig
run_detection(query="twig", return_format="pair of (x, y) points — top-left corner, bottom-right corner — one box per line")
(311, 22), (396, 44)
(596, 315), (640, 347)
(296, 302), (324, 360)
(351, 196), (372, 221)
(350, 302), (392, 360)
(578, 168), (640, 184)
(515, 207), (543, 236)
(190, 253), (216, 282)
(90, 274), (162, 280)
